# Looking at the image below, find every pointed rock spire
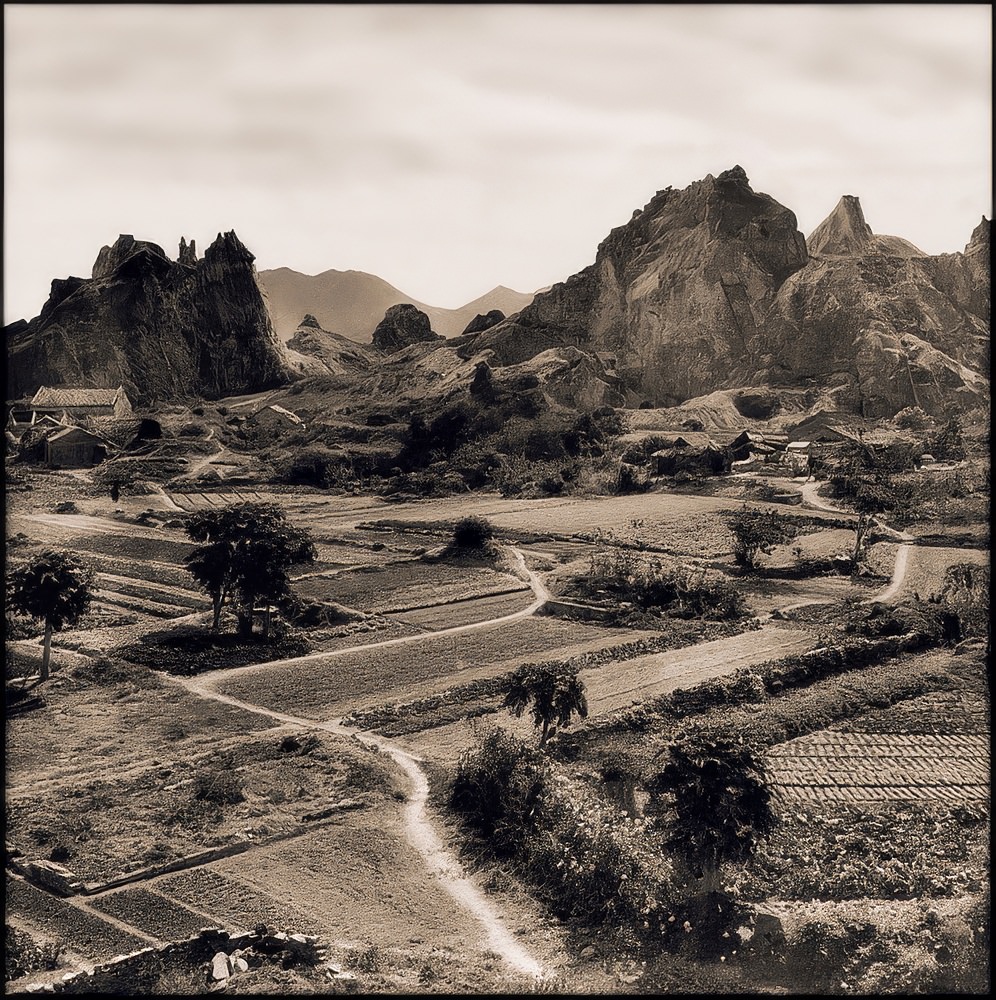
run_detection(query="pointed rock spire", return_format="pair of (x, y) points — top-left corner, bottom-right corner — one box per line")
(807, 195), (873, 256)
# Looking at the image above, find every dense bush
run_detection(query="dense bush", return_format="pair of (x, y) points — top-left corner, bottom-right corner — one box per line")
(192, 757), (246, 805)
(450, 728), (549, 855)
(273, 444), (350, 488)
(451, 515), (496, 551)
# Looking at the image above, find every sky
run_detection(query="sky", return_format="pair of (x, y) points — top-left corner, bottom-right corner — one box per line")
(4, 3), (991, 324)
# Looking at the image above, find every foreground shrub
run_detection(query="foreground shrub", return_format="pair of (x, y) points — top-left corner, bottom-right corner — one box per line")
(450, 728), (548, 855)
(648, 725), (776, 893)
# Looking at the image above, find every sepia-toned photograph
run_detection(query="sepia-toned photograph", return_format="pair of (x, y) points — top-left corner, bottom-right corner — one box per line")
(4, 4), (990, 994)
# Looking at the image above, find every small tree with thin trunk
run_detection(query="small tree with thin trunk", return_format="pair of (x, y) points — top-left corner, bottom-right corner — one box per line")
(503, 662), (588, 747)
(7, 550), (95, 683)
(726, 506), (796, 570)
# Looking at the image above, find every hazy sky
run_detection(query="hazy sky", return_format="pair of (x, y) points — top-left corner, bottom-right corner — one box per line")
(4, 4), (991, 323)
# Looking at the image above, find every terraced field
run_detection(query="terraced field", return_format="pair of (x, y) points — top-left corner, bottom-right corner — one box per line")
(768, 732), (990, 804)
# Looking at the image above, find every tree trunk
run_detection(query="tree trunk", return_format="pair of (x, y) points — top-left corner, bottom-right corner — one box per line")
(236, 603), (254, 638)
(263, 604), (271, 638)
(540, 717), (551, 747)
(853, 514), (871, 567)
(40, 620), (53, 683)
(211, 594), (223, 632)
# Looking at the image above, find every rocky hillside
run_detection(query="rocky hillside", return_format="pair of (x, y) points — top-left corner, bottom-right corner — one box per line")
(284, 314), (377, 377)
(257, 267), (535, 342)
(752, 201), (990, 417)
(6, 233), (290, 405)
(462, 167), (988, 417)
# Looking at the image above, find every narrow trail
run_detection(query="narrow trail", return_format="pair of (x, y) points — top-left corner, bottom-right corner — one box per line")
(171, 545), (550, 980)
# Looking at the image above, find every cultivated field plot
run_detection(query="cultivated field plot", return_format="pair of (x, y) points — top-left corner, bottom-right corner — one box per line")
(218, 617), (658, 719)
(768, 733), (990, 804)
(6, 876), (152, 964)
(359, 493), (852, 560)
(387, 590), (535, 631)
(89, 886), (219, 942)
(165, 489), (268, 510)
(5, 729), (397, 886)
(894, 543), (988, 601)
(293, 559), (529, 614)
(4, 671), (275, 789)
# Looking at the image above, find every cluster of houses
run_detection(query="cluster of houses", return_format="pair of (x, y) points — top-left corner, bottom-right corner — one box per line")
(646, 410), (911, 478)
(4, 386), (159, 468)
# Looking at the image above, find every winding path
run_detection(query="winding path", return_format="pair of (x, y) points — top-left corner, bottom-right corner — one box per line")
(171, 546), (551, 979)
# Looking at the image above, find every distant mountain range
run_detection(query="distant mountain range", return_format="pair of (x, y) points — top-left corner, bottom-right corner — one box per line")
(256, 268), (537, 342)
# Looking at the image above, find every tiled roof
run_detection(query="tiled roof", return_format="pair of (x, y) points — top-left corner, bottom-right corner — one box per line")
(31, 386), (124, 408)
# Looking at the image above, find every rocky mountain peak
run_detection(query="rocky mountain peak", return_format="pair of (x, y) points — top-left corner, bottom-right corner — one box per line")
(204, 230), (255, 265)
(299, 313), (322, 329)
(807, 195), (873, 256)
(966, 216), (990, 256)
(91, 235), (172, 280)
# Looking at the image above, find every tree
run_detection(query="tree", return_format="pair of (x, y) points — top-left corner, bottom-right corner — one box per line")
(503, 662), (588, 747)
(649, 724), (775, 894)
(726, 506), (795, 570)
(184, 502), (316, 637)
(7, 550), (95, 682)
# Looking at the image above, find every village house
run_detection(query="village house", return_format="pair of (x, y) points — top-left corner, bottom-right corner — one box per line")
(44, 425), (110, 468)
(650, 431), (729, 476)
(28, 386), (133, 424)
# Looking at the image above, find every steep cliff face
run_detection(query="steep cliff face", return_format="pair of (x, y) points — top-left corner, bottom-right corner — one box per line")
(6, 232), (290, 404)
(471, 166), (810, 406)
(752, 200), (989, 417)
(467, 169), (988, 417)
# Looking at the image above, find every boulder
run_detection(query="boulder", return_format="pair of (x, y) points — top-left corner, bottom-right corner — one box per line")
(371, 304), (444, 352)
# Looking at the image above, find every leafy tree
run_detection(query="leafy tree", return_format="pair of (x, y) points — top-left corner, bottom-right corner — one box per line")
(503, 662), (589, 747)
(649, 724), (775, 893)
(7, 550), (95, 682)
(92, 461), (140, 502)
(184, 502), (316, 637)
(726, 506), (796, 570)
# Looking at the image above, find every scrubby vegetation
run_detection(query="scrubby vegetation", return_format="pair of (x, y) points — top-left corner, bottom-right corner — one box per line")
(567, 548), (750, 622)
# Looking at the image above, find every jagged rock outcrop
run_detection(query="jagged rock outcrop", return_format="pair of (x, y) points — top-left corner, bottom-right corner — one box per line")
(467, 166), (810, 406)
(807, 195), (925, 258)
(285, 314), (376, 376)
(751, 199), (990, 417)
(371, 303), (444, 353)
(460, 309), (506, 335)
(464, 168), (988, 417)
(6, 232), (290, 404)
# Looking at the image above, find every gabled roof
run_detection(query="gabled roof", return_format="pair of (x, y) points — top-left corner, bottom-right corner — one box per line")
(47, 425), (108, 444)
(31, 386), (126, 408)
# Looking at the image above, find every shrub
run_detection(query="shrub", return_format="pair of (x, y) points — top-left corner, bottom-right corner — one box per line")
(5, 924), (63, 983)
(450, 728), (549, 855)
(452, 515), (496, 551)
(726, 507), (797, 569)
